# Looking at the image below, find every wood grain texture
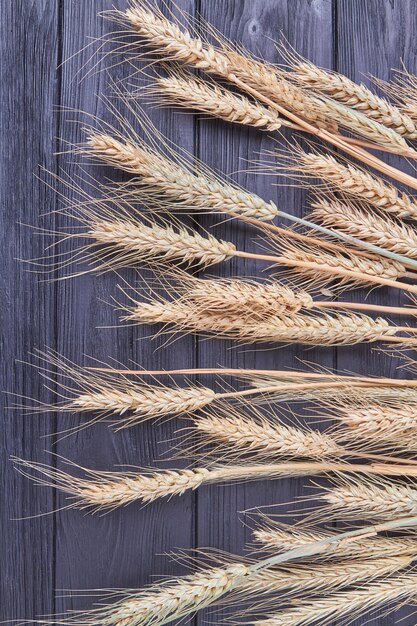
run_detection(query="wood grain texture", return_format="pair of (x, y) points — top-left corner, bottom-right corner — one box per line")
(0, 0), (416, 624)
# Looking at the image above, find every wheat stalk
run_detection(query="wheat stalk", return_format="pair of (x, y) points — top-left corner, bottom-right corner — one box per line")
(164, 268), (417, 317)
(56, 199), (417, 294)
(85, 130), (279, 221)
(188, 402), (341, 461)
(31, 355), (417, 428)
(327, 398), (417, 451)
(122, 294), (415, 347)
(119, 0), (415, 156)
(289, 58), (417, 139)
(310, 195), (417, 258)
(85, 125), (417, 268)
(320, 476), (417, 521)
(252, 573), (417, 626)
(153, 67), (410, 153)
(151, 71), (295, 132)
(290, 150), (417, 220)
(252, 520), (417, 560)
(15, 456), (417, 512)
(80, 109), (417, 268)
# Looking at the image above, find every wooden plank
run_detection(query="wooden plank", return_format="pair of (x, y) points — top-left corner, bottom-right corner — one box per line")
(336, 1), (417, 624)
(195, 1), (335, 623)
(0, 0), (59, 623)
(53, 0), (197, 617)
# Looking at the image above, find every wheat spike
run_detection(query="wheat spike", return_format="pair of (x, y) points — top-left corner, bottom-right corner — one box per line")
(92, 215), (235, 268)
(274, 235), (405, 291)
(38, 561), (250, 626)
(321, 476), (417, 521)
(253, 573), (417, 626)
(117, 1), (334, 130)
(167, 272), (314, 317)
(152, 71), (294, 132)
(189, 402), (341, 461)
(310, 195), (417, 258)
(122, 295), (403, 347)
(27, 352), (217, 428)
(85, 130), (278, 221)
(312, 95), (411, 153)
(330, 400), (417, 451)
(291, 60), (417, 139)
(252, 520), (417, 560)
(16, 457), (417, 512)
(295, 150), (417, 219)
(13, 459), (323, 511)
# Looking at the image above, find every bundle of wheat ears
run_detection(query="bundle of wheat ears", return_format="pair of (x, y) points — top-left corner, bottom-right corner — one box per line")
(18, 1), (417, 624)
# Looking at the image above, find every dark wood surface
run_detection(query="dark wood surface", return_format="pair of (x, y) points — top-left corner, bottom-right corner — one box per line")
(1, 1), (416, 624)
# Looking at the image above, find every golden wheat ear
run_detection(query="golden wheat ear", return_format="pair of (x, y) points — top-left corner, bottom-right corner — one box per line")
(23, 350), (217, 429)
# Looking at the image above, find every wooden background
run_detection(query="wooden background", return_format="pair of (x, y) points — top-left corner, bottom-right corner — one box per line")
(1, 0), (417, 624)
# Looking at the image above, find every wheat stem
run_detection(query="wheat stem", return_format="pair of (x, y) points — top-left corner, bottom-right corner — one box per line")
(15, 458), (417, 511)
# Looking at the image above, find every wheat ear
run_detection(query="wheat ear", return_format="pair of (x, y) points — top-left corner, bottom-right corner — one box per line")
(289, 58), (417, 139)
(85, 130), (278, 221)
(161, 272), (315, 317)
(311, 195), (417, 258)
(327, 398), (417, 451)
(151, 71), (295, 132)
(253, 573), (417, 626)
(15, 457), (417, 511)
(252, 519), (417, 560)
(27, 351), (217, 428)
(292, 150), (417, 220)
(122, 294), (414, 347)
(187, 402), (341, 462)
(320, 476), (417, 521)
